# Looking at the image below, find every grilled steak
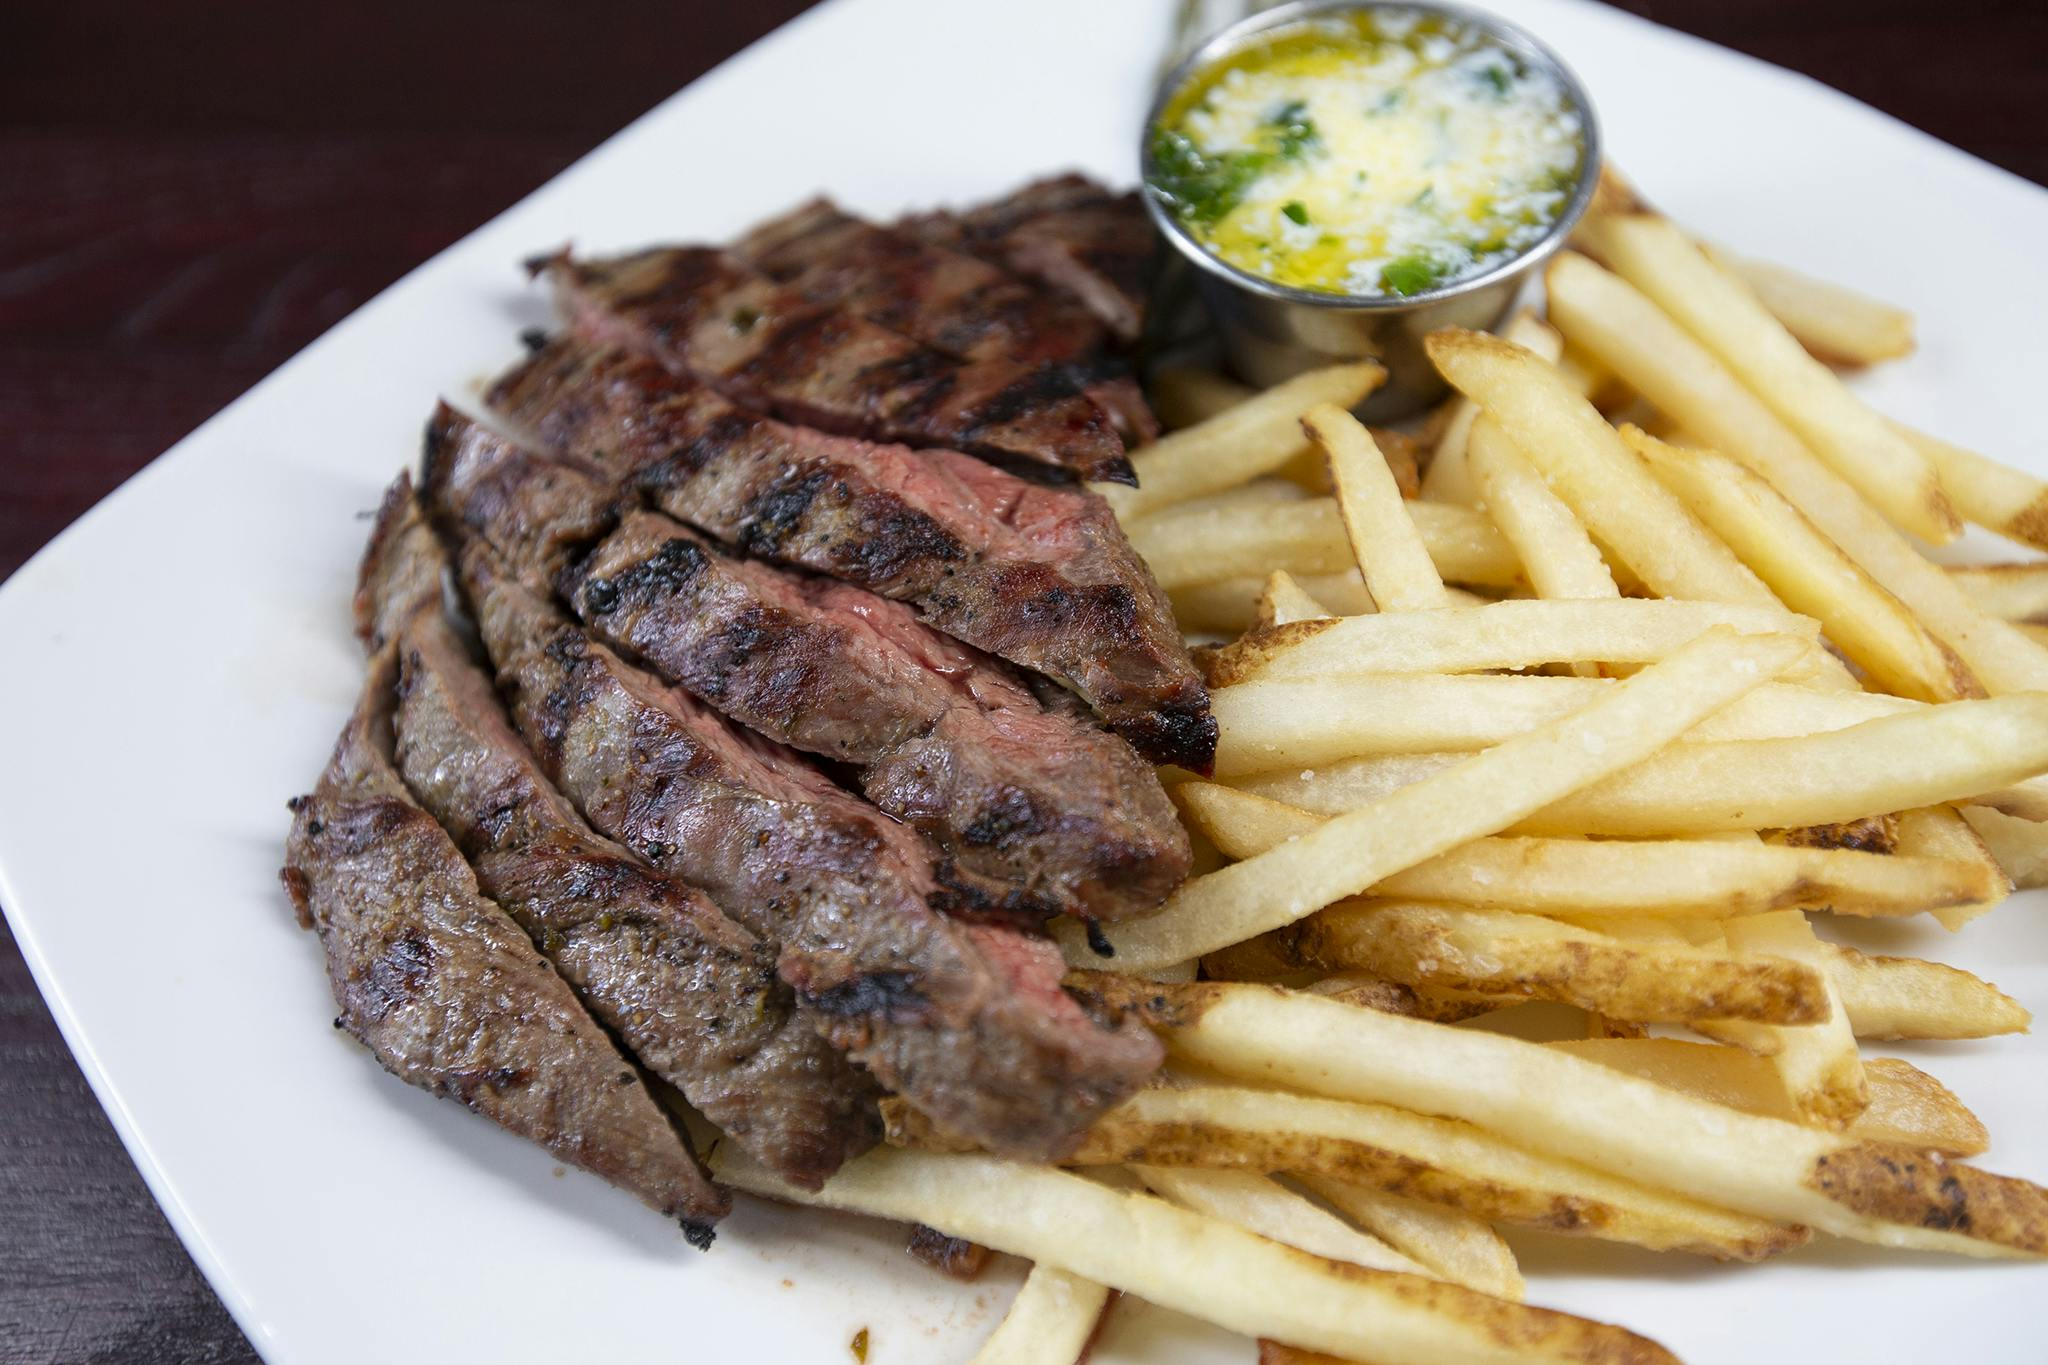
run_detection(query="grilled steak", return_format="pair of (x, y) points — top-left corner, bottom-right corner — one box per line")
(456, 541), (1165, 1158)
(389, 593), (881, 1187)
(281, 648), (726, 1229)
(479, 354), (1216, 771)
(732, 199), (1156, 443)
(353, 471), (446, 651)
(901, 175), (1156, 344)
(533, 244), (1136, 484)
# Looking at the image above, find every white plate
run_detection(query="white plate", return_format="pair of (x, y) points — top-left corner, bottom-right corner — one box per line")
(4, 1), (2046, 1360)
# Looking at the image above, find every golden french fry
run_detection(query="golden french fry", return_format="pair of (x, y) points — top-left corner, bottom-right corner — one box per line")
(1085, 978), (2048, 1258)
(1424, 327), (1777, 608)
(1576, 200), (1958, 543)
(1130, 1166), (1431, 1276)
(1822, 943), (2032, 1040)
(1894, 805), (2009, 930)
(1291, 1177), (1523, 1302)
(1064, 630), (1808, 971)
(970, 1265), (1111, 1365)
(1180, 782), (1999, 918)
(1261, 571), (1336, 628)
(1466, 418), (1619, 612)
(1102, 363), (1385, 520)
(1947, 562), (2048, 623)
(1719, 912), (1866, 1130)
(1962, 805), (2048, 890)
(1894, 421), (2048, 552)
(1306, 403), (1451, 611)
(1423, 311), (1564, 507)
(1699, 244), (1915, 367)
(1544, 247), (2048, 694)
(1547, 1040), (1987, 1158)
(710, 1141), (1677, 1365)
(1627, 427), (1981, 701)
(1128, 496), (1520, 592)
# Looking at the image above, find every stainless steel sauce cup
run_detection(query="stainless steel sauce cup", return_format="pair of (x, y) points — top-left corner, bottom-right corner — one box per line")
(1142, 0), (1602, 420)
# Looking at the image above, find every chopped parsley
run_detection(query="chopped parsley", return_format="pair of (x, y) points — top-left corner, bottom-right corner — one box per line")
(1379, 254), (1448, 297)
(1282, 200), (1311, 226)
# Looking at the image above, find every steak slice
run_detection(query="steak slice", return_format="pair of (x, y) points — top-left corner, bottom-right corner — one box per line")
(479, 356), (1215, 771)
(457, 541), (1165, 1159)
(281, 647), (726, 1229)
(731, 199), (1155, 443)
(387, 590), (881, 1188)
(901, 175), (1157, 344)
(534, 244), (1135, 484)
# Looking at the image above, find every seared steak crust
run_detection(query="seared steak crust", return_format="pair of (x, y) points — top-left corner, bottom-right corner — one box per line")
(536, 245), (1135, 484)
(393, 606), (882, 1187)
(458, 543), (1164, 1159)
(281, 649), (726, 1226)
(901, 175), (1157, 345)
(482, 354), (1215, 771)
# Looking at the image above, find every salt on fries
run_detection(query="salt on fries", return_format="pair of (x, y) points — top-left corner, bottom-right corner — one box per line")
(713, 171), (2048, 1365)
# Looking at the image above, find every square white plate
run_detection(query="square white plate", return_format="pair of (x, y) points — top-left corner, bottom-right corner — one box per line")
(4, 1), (2046, 1360)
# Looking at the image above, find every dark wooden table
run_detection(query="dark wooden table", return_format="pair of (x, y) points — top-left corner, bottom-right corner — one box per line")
(1, 2), (2042, 1359)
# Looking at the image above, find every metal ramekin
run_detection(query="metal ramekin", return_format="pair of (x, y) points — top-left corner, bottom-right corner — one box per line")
(1143, 0), (1602, 420)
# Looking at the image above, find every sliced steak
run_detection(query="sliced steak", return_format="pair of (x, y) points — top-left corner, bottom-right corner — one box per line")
(901, 175), (1156, 344)
(456, 541), (1165, 1159)
(281, 648), (726, 1229)
(732, 199), (1155, 442)
(478, 357), (1215, 771)
(532, 244), (1136, 484)
(389, 594), (881, 1188)
(353, 471), (445, 651)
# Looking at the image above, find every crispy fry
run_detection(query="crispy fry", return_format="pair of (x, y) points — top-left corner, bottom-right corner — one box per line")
(1128, 496), (1521, 592)
(1628, 428), (1981, 701)
(1131, 1166), (1431, 1276)
(1466, 418), (1619, 615)
(1719, 912), (1867, 1130)
(1292, 901), (1828, 1026)
(1260, 572), (1336, 628)
(1064, 631), (1808, 970)
(970, 1263), (1109, 1365)
(1292, 1177), (1523, 1301)
(1424, 311), (1564, 507)
(1962, 805), (2048, 889)
(1544, 247), (2048, 693)
(1425, 327), (1777, 607)
(1699, 244), (1915, 367)
(1179, 782), (1998, 918)
(1104, 363), (1385, 520)
(1821, 944), (2032, 1040)
(1894, 805), (2009, 930)
(1947, 562), (2048, 623)
(1547, 1040), (1987, 1158)
(1576, 203), (1958, 543)
(711, 1141), (1677, 1364)
(1087, 978), (2048, 1258)
(1307, 403), (1451, 611)
(1895, 422), (2048, 552)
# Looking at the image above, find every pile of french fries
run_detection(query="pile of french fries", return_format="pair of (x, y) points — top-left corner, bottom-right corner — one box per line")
(708, 170), (2048, 1363)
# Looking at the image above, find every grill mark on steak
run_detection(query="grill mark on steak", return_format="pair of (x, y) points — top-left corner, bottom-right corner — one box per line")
(389, 593), (882, 1188)
(479, 355), (1214, 771)
(456, 541), (1164, 1159)
(732, 198), (1156, 443)
(281, 647), (726, 1227)
(533, 244), (1136, 484)
(900, 174), (1157, 346)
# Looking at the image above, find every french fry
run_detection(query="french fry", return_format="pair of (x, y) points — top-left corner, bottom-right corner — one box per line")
(916, 1083), (1803, 1261)
(1627, 428), (1981, 701)
(1423, 311), (1564, 507)
(1699, 244), (1915, 367)
(1210, 598), (1817, 686)
(1085, 978), (2048, 1258)
(970, 1265), (1111, 1365)
(1065, 630), (1809, 971)
(1821, 944), (2032, 1040)
(1128, 496), (1521, 592)
(1466, 418), (1619, 614)
(1171, 572), (1375, 635)
(1947, 562), (2048, 623)
(1307, 404), (1451, 611)
(1544, 247), (2048, 694)
(1150, 366), (1255, 429)
(1102, 363), (1385, 520)
(1148, 477), (1311, 522)
(1424, 327), (1778, 608)
(1130, 1166), (1431, 1276)
(1547, 1040), (1988, 1158)
(1291, 1177), (1524, 1301)
(1893, 805), (2009, 930)
(711, 1141), (1679, 1365)
(1292, 901), (1827, 1026)
(1576, 196), (1959, 543)
(1179, 782), (2000, 918)
(1894, 422), (2048, 552)
(1209, 675), (1908, 776)
(1259, 571), (1336, 627)
(1962, 805), (2048, 889)
(1719, 911), (1867, 1130)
